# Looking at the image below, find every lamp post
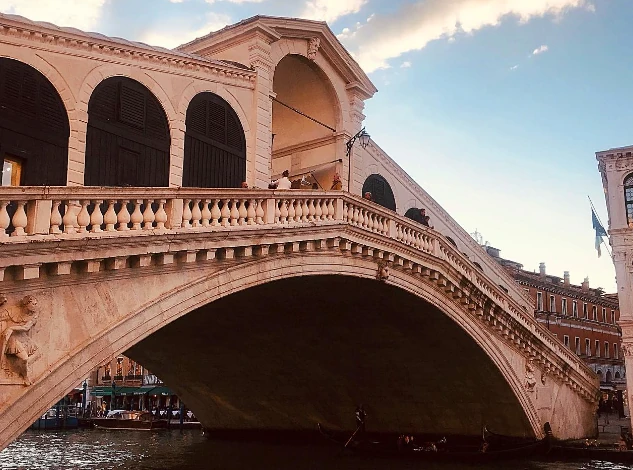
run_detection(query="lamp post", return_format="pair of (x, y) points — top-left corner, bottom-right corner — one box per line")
(345, 127), (370, 192)
(82, 380), (87, 417)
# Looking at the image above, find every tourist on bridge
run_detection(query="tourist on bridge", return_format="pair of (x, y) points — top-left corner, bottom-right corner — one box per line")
(270, 170), (292, 189)
(363, 192), (372, 201)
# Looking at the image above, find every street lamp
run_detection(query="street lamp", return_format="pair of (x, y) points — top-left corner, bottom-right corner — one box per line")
(346, 128), (370, 191)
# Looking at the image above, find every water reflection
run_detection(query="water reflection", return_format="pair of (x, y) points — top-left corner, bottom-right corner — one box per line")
(0, 430), (632, 470)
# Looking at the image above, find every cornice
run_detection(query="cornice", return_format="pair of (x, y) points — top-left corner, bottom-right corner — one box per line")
(363, 139), (534, 308)
(515, 279), (619, 308)
(0, 17), (256, 87)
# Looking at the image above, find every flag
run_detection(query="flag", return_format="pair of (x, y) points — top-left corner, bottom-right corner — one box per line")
(592, 208), (607, 257)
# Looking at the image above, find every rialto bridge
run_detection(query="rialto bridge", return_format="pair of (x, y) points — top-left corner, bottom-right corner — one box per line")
(0, 188), (598, 448)
(0, 13), (598, 449)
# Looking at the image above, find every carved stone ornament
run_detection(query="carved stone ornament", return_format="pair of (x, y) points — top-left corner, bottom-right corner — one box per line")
(621, 342), (633, 357)
(307, 37), (321, 61)
(376, 261), (389, 282)
(541, 365), (550, 385)
(0, 294), (41, 385)
(525, 358), (537, 392)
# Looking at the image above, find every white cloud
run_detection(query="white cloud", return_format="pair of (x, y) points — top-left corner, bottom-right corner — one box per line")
(206, 0), (264, 3)
(510, 64), (519, 70)
(140, 13), (231, 49)
(302, 0), (367, 22)
(339, 0), (594, 72)
(400, 61), (412, 68)
(531, 44), (549, 55)
(0, 0), (105, 30)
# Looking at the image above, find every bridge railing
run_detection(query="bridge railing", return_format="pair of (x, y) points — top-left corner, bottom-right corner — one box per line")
(0, 186), (598, 389)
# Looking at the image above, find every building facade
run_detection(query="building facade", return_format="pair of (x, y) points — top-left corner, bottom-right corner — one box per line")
(597, 145), (633, 427)
(90, 356), (177, 414)
(485, 247), (624, 397)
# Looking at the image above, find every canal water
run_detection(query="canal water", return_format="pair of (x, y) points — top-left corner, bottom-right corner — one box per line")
(0, 429), (632, 470)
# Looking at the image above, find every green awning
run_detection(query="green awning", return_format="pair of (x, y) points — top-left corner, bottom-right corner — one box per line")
(91, 386), (113, 397)
(116, 387), (139, 395)
(143, 386), (173, 396)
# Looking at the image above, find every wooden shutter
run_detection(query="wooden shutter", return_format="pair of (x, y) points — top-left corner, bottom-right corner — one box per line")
(119, 84), (146, 129)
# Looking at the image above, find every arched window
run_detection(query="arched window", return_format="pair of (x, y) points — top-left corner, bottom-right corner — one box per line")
(85, 77), (170, 187)
(183, 92), (246, 188)
(0, 58), (69, 186)
(362, 174), (396, 211)
(615, 371), (621, 379)
(625, 173), (633, 226)
(606, 370), (612, 383)
(444, 236), (458, 248)
(473, 262), (484, 272)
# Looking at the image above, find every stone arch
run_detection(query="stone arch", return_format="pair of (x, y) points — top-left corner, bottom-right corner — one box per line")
(606, 370), (612, 383)
(270, 40), (348, 132)
(176, 82), (252, 187)
(75, 64), (179, 186)
(0, 253), (543, 447)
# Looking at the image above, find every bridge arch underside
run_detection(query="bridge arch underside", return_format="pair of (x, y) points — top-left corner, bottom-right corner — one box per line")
(128, 275), (533, 438)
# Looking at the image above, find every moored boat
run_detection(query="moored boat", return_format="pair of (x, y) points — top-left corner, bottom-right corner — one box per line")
(91, 410), (168, 430)
(30, 408), (79, 430)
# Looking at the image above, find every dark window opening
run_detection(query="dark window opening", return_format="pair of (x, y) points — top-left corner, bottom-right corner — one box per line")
(473, 262), (484, 272)
(183, 92), (246, 188)
(362, 174), (396, 211)
(625, 173), (633, 226)
(444, 236), (458, 247)
(0, 58), (69, 185)
(85, 77), (170, 187)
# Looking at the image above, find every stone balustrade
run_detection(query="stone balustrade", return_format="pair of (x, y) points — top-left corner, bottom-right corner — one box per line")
(0, 186), (597, 401)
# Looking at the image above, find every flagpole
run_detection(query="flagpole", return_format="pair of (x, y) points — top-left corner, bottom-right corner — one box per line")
(588, 196), (613, 258)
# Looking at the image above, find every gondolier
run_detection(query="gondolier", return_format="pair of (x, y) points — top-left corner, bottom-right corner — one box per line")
(355, 405), (366, 433)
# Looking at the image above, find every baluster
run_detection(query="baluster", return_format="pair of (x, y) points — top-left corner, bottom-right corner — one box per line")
(182, 199), (192, 229)
(255, 199), (265, 225)
(50, 200), (62, 234)
(238, 199), (248, 225)
(201, 199), (211, 227)
(10, 201), (27, 237)
(297, 199), (308, 222)
(377, 216), (385, 234)
(63, 201), (79, 235)
(221, 199), (231, 227)
(321, 199), (329, 220)
(396, 224), (403, 241)
(363, 209), (370, 229)
(211, 199), (221, 226)
(130, 200), (143, 230)
(247, 199), (256, 225)
(155, 200), (167, 230)
(279, 199), (289, 224)
(314, 198), (322, 221)
(352, 205), (360, 226)
(89, 200), (104, 233)
(77, 200), (90, 233)
(117, 200), (131, 231)
(190, 199), (201, 227)
(287, 199), (296, 223)
(347, 202), (354, 223)
(368, 213), (375, 232)
(0, 201), (9, 236)
(274, 199), (281, 223)
(142, 199), (155, 230)
(104, 200), (117, 232)
(308, 199), (316, 221)
(327, 199), (335, 220)
(229, 199), (240, 226)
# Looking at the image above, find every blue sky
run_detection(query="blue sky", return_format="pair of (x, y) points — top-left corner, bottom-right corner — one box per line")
(1, 0), (628, 291)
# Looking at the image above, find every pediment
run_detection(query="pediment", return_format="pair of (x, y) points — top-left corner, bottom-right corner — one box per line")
(177, 15), (377, 100)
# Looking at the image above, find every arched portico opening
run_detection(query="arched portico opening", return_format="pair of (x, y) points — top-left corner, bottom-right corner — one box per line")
(183, 92), (246, 188)
(0, 58), (69, 186)
(363, 174), (396, 211)
(271, 54), (340, 189)
(85, 77), (171, 187)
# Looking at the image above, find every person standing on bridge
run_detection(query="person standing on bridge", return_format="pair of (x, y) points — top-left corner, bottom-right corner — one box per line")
(270, 170), (292, 190)
(355, 404), (367, 434)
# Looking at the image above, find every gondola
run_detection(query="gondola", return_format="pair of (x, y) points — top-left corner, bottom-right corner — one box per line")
(317, 423), (551, 462)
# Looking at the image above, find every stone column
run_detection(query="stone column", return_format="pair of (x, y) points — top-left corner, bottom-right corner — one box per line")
(249, 36), (275, 189)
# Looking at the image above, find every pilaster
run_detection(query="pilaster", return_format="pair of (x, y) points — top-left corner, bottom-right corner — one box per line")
(249, 36), (275, 189)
